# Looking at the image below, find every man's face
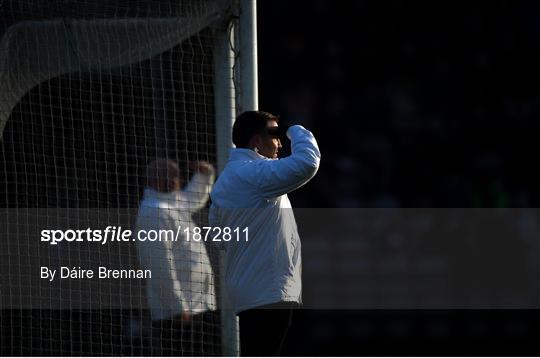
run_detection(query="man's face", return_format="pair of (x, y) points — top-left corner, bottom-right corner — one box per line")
(257, 120), (282, 159)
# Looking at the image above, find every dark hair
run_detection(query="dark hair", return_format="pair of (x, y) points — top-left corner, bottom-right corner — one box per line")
(232, 111), (279, 148)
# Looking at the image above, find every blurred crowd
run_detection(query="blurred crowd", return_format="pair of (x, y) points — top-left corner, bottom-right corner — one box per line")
(259, 4), (540, 351)
(259, 1), (540, 208)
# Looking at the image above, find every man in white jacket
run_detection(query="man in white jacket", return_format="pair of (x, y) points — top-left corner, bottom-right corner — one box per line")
(210, 111), (321, 356)
(136, 158), (218, 356)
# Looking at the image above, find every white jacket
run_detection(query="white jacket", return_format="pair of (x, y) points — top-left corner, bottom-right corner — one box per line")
(136, 173), (216, 321)
(210, 125), (320, 313)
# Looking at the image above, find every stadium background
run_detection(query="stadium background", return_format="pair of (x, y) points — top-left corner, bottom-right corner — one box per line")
(258, 1), (540, 355)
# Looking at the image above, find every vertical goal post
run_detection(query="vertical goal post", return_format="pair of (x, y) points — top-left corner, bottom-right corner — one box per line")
(214, 0), (259, 355)
(0, 0), (259, 356)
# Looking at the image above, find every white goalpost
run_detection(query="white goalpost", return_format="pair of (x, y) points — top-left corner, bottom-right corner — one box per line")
(0, 0), (258, 355)
(214, 0), (258, 355)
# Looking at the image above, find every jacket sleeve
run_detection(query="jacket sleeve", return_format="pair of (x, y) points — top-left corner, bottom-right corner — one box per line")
(253, 125), (321, 199)
(182, 172), (215, 213)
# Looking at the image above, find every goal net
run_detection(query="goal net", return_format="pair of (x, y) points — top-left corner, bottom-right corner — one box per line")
(0, 0), (239, 355)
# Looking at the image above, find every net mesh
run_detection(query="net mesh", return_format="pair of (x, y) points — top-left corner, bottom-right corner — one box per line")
(0, 0), (234, 355)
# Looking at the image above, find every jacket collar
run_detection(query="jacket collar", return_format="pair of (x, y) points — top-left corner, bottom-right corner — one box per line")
(229, 148), (266, 162)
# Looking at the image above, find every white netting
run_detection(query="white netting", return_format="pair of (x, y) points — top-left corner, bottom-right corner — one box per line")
(0, 0), (236, 355)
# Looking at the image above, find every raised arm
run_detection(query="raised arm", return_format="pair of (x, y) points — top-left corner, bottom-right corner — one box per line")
(182, 161), (216, 212)
(253, 125), (321, 199)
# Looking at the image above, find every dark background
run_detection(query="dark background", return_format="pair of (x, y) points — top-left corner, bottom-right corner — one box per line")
(259, 1), (540, 209)
(257, 1), (540, 355)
